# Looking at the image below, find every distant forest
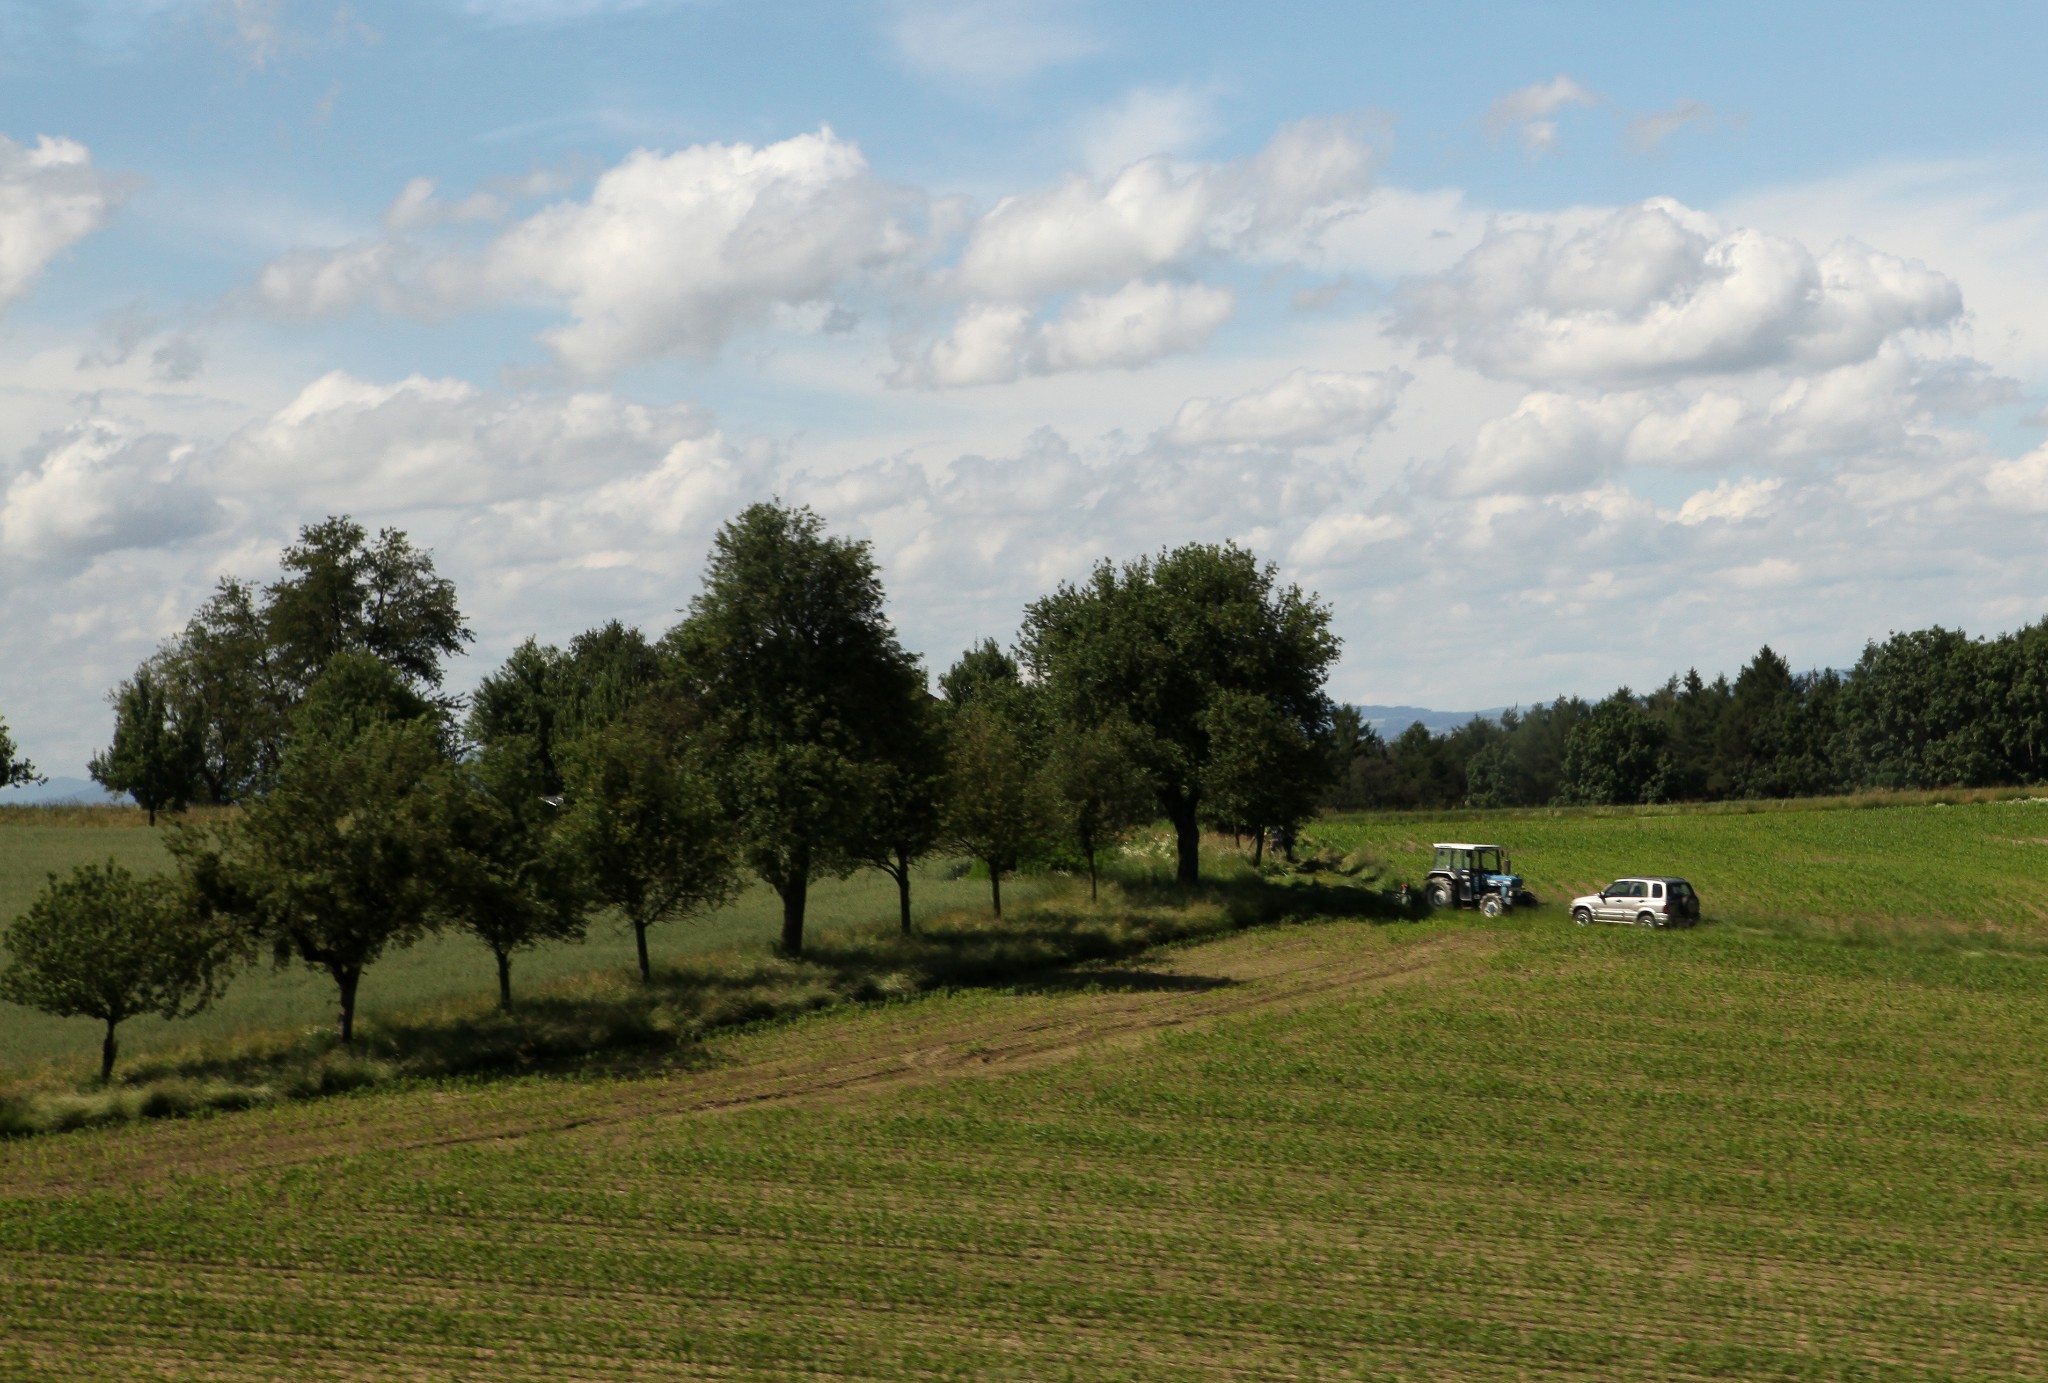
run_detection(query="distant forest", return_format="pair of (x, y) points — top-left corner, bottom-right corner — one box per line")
(1325, 623), (2048, 810)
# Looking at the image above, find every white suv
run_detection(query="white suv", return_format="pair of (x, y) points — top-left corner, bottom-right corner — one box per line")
(1570, 877), (1700, 928)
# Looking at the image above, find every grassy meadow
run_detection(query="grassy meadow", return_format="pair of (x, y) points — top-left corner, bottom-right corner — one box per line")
(1312, 788), (2048, 940)
(0, 807), (1061, 1074)
(1, 793), (2045, 1378)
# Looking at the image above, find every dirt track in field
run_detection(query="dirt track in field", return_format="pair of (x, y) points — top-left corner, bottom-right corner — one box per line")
(0, 923), (1488, 1195)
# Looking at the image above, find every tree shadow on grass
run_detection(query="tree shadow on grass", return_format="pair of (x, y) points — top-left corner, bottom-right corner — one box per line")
(6, 872), (1405, 1138)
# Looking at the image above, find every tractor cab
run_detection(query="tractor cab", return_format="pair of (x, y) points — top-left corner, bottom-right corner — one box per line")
(1425, 842), (1533, 916)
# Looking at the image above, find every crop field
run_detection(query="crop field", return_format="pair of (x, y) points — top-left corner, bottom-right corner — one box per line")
(1313, 792), (2048, 939)
(2, 794), (2044, 1379)
(3, 893), (2045, 1380)
(0, 810), (1055, 1073)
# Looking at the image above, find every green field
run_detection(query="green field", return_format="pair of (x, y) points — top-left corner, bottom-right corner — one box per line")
(0, 810), (1056, 1074)
(1, 796), (2045, 1379)
(1313, 792), (2048, 939)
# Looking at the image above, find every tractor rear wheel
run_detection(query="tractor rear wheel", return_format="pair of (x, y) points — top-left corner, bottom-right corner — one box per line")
(1426, 880), (1453, 909)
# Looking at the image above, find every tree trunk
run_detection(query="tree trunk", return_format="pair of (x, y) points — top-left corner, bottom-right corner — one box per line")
(1172, 806), (1201, 885)
(335, 965), (361, 1045)
(1086, 845), (1098, 901)
(100, 1018), (119, 1085)
(778, 855), (810, 957)
(146, 804), (156, 827)
(495, 948), (514, 1009)
(895, 846), (913, 935)
(988, 859), (1002, 919)
(1252, 828), (1265, 867)
(633, 918), (651, 983)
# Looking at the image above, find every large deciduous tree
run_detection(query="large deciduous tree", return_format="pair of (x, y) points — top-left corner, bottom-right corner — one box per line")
(117, 520), (471, 807)
(89, 667), (203, 825)
(172, 653), (452, 1045)
(0, 862), (234, 1083)
(468, 621), (665, 795)
(1021, 543), (1338, 885)
(664, 503), (926, 956)
(265, 516), (473, 698)
(155, 579), (290, 803)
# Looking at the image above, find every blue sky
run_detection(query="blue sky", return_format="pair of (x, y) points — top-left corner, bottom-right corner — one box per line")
(7, 0), (2048, 775)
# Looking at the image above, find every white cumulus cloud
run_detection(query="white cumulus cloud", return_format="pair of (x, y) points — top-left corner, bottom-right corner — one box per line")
(258, 128), (920, 374)
(1396, 198), (1963, 385)
(1, 420), (221, 566)
(0, 135), (121, 311)
(1166, 367), (1409, 448)
(952, 113), (1383, 302)
(898, 280), (1233, 387)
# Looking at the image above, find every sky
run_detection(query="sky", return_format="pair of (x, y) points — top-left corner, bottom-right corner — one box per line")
(7, 0), (2048, 776)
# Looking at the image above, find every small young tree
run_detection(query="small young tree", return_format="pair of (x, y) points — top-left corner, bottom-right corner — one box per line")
(943, 701), (1056, 919)
(851, 697), (948, 934)
(437, 740), (587, 1008)
(0, 862), (234, 1083)
(558, 720), (738, 983)
(89, 667), (204, 825)
(1198, 689), (1330, 865)
(172, 653), (453, 1044)
(1047, 719), (1156, 900)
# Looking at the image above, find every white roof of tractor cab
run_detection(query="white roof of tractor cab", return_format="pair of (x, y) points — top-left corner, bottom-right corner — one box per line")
(1433, 842), (1504, 851)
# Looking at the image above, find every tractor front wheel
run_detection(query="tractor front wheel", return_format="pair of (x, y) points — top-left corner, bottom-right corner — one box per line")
(1479, 894), (1506, 918)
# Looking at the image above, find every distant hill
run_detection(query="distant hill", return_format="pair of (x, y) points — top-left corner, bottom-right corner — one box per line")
(0, 776), (128, 807)
(1354, 704), (1510, 735)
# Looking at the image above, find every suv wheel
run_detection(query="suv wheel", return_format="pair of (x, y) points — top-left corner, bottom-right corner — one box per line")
(1426, 881), (1453, 909)
(1637, 910), (1660, 928)
(1571, 907), (1592, 926)
(1479, 894), (1505, 918)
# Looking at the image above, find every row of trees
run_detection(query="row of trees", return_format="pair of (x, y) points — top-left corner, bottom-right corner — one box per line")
(7, 503), (1341, 1073)
(1329, 628), (2048, 809)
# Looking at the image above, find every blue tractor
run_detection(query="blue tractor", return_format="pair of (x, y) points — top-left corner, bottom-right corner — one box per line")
(1424, 842), (1535, 917)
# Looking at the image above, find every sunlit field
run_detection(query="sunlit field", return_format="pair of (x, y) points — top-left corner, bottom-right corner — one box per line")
(0, 807), (1055, 1073)
(2, 795), (2044, 1378)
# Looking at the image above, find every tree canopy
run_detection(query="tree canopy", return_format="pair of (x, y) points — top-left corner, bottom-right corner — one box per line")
(173, 653), (453, 1044)
(664, 502), (925, 955)
(1021, 542), (1338, 884)
(0, 861), (233, 1082)
(90, 666), (204, 824)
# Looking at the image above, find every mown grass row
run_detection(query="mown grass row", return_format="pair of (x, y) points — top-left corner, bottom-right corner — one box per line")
(2, 914), (2041, 1379)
